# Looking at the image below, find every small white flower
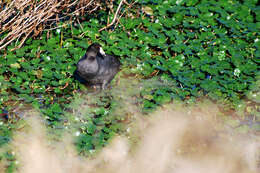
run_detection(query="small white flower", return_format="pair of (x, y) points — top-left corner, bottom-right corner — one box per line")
(175, 60), (179, 63)
(15, 161), (19, 165)
(126, 127), (131, 133)
(144, 46), (149, 50)
(252, 94), (257, 97)
(0, 122), (3, 125)
(46, 56), (50, 61)
(89, 149), (95, 154)
(137, 63), (143, 70)
(209, 13), (213, 16)
(176, 0), (183, 5)
(64, 42), (70, 47)
(238, 104), (242, 108)
(56, 29), (61, 34)
(146, 52), (151, 56)
(255, 38), (259, 43)
(75, 131), (80, 136)
(234, 68), (241, 77)
(227, 16), (231, 20)
(155, 19), (159, 23)
(104, 110), (109, 115)
(218, 51), (225, 61)
(74, 117), (79, 121)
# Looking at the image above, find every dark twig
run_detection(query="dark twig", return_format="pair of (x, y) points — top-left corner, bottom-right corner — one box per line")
(114, 0), (137, 30)
(98, 0), (125, 32)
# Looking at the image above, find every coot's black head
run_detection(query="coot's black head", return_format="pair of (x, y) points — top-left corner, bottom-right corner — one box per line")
(86, 43), (106, 57)
(75, 43), (105, 78)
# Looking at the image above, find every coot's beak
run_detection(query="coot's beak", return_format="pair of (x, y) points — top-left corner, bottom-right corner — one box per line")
(99, 47), (106, 56)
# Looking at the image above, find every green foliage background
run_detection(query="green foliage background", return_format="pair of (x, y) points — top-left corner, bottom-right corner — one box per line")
(0, 0), (259, 171)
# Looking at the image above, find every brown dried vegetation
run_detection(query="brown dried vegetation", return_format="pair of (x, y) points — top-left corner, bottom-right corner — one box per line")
(0, 0), (101, 50)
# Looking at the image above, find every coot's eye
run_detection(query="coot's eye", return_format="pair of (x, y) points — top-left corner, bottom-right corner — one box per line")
(88, 56), (95, 61)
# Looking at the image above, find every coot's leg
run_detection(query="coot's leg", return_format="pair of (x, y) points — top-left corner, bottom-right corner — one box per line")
(88, 84), (102, 95)
(102, 80), (108, 90)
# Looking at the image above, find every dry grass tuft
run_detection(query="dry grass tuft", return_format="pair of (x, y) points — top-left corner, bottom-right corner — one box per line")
(0, 0), (100, 50)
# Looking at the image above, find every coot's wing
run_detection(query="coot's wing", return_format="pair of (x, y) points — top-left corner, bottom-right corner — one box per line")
(73, 70), (87, 84)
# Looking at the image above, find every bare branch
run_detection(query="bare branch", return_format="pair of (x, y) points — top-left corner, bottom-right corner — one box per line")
(0, 0), (99, 50)
(99, 0), (125, 32)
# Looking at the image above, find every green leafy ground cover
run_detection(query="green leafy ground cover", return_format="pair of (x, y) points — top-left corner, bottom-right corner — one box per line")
(0, 0), (259, 171)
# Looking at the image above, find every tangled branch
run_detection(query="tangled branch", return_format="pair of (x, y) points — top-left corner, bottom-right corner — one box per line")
(99, 0), (137, 32)
(0, 0), (100, 50)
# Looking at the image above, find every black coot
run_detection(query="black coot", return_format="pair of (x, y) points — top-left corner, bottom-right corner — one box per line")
(74, 43), (120, 89)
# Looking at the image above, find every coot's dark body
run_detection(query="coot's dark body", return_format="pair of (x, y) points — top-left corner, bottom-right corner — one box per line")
(74, 43), (120, 89)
